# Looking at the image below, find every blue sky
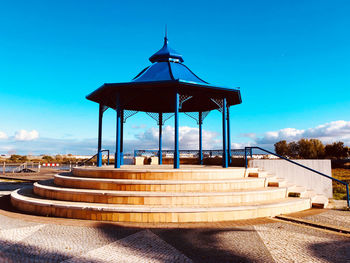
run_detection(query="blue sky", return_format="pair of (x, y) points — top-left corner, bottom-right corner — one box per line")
(1, 0), (350, 155)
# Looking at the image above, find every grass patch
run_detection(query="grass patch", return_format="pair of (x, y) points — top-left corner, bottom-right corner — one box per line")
(332, 168), (350, 200)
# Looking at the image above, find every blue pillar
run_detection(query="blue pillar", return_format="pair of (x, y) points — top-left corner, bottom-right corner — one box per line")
(174, 92), (180, 169)
(115, 95), (121, 168)
(199, 111), (203, 165)
(222, 98), (228, 168)
(97, 104), (103, 167)
(227, 106), (231, 165)
(120, 110), (124, 165)
(159, 113), (163, 165)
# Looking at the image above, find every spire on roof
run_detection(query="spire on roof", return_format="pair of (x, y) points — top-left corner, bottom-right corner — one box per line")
(149, 30), (184, 63)
(165, 24), (167, 41)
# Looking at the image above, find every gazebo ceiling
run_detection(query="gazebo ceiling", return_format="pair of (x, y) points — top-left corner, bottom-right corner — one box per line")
(86, 36), (242, 113)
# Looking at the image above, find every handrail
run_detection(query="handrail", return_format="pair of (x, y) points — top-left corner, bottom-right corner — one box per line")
(13, 163), (26, 173)
(78, 150), (110, 166)
(245, 146), (350, 207)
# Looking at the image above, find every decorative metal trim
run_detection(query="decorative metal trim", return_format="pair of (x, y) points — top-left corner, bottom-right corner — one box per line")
(146, 112), (174, 125)
(146, 112), (160, 125)
(210, 98), (224, 112)
(201, 111), (210, 123)
(123, 110), (138, 123)
(102, 105), (109, 113)
(162, 113), (174, 125)
(184, 111), (211, 125)
(179, 94), (193, 109)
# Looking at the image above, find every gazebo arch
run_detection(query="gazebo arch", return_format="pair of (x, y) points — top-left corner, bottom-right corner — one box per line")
(86, 35), (242, 169)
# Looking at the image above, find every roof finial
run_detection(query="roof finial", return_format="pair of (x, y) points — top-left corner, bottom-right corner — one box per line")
(164, 24), (168, 44)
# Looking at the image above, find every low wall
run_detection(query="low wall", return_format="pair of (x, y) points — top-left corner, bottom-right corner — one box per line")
(249, 159), (333, 198)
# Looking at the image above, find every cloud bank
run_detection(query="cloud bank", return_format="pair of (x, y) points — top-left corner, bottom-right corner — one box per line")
(1, 121), (349, 155)
(0, 132), (8, 140)
(251, 120), (350, 148)
(0, 126), (220, 155)
(14, 130), (39, 141)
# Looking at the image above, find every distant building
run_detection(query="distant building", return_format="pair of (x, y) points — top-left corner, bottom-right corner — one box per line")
(0, 154), (11, 159)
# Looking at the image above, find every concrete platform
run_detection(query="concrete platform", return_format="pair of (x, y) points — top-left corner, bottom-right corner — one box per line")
(10, 165), (320, 223)
(34, 180), (287, 205)
(11, 187), (311, 222)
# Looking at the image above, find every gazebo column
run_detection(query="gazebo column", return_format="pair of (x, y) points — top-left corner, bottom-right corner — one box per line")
(97, 103), (103, 167)
(227, 106), (231, 165)
(199, 111), (203, 165)
(222, 98), (228, 168)
(159, 113), (163, 165)
(120, 110), (124, 165)
(174, 92), (180, 169)
(115, 95), (121, 168)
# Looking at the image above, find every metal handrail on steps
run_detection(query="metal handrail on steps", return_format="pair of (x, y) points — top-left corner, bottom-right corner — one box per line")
(244, 146), (350, 208)
(78, 150), (110, 166)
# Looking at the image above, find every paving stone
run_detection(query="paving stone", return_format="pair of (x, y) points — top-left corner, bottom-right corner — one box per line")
(0, 210), (348, 262)
(64, 230), (192, 263)
(0, 214), (41, 230)
(255, 222), (350, 263)
(151, 226), (275, 263)
(303, 210), (350, 230)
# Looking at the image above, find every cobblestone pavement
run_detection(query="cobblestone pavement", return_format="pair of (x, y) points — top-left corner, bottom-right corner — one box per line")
(0, 180), (349, 263)
(0, 211), (348, 263)
(302, 209), (350, 230)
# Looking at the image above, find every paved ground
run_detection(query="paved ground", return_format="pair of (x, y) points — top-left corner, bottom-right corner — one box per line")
(0, 167), (57, 182)
(0, 210), (348, 263)
(0, 176), (349, 262)
(288, 209), (350, 230)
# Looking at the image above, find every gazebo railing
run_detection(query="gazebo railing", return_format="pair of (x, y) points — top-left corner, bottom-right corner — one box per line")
(134, 149), (246, 158)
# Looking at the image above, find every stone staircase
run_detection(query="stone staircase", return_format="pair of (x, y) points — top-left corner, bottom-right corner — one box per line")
(10, 166), (327, 223)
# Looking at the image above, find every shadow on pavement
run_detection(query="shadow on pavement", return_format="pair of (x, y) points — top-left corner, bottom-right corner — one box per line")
(0, 239), (102, 262)
(95, 222), (274, 263)
(309, 239), (350, 263)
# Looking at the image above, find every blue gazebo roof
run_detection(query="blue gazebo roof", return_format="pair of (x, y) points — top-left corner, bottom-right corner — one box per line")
(86, 36), (242, 113)
(149, 36), (184, 63)
(133, 36), (207, 84)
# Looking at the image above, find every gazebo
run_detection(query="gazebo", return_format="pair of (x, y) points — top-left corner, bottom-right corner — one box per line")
(86, 35), (242, 169)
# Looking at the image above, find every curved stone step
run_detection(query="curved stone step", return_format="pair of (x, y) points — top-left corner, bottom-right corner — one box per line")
(34, 180), (288, 206)
(11, 187), (311, 223)
(268, 178), (288, 187)
(54, 174), (267, 192)
(72, 167), (258, 180)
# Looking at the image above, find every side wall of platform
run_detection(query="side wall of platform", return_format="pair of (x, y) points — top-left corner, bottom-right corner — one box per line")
(249, 159), (333, 198)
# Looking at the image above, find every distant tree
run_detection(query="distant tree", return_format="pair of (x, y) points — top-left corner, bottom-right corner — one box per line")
(288, 141), (300, 158)
(346, 147), (350, 158)
(18, 155), (28, 162)
(297, 139), (311, 158)
(274, 140), (289, 157)
(42, 155), (54, 162)
(298, 138), (324, 159)
(325, 142), (348, 159)
(9, 155), (21, 162)
(310, 139), (325, 159)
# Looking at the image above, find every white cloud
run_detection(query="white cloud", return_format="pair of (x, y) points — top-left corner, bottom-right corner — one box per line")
(252, 120), (350, 148)
(14, 130), (39, 141)
(2, 120), (349, 156)
(0, 131), (8, 140)
(133, 125), (220, 150)
(256, 128), (305, 144)
(0, 126), (221, 155)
